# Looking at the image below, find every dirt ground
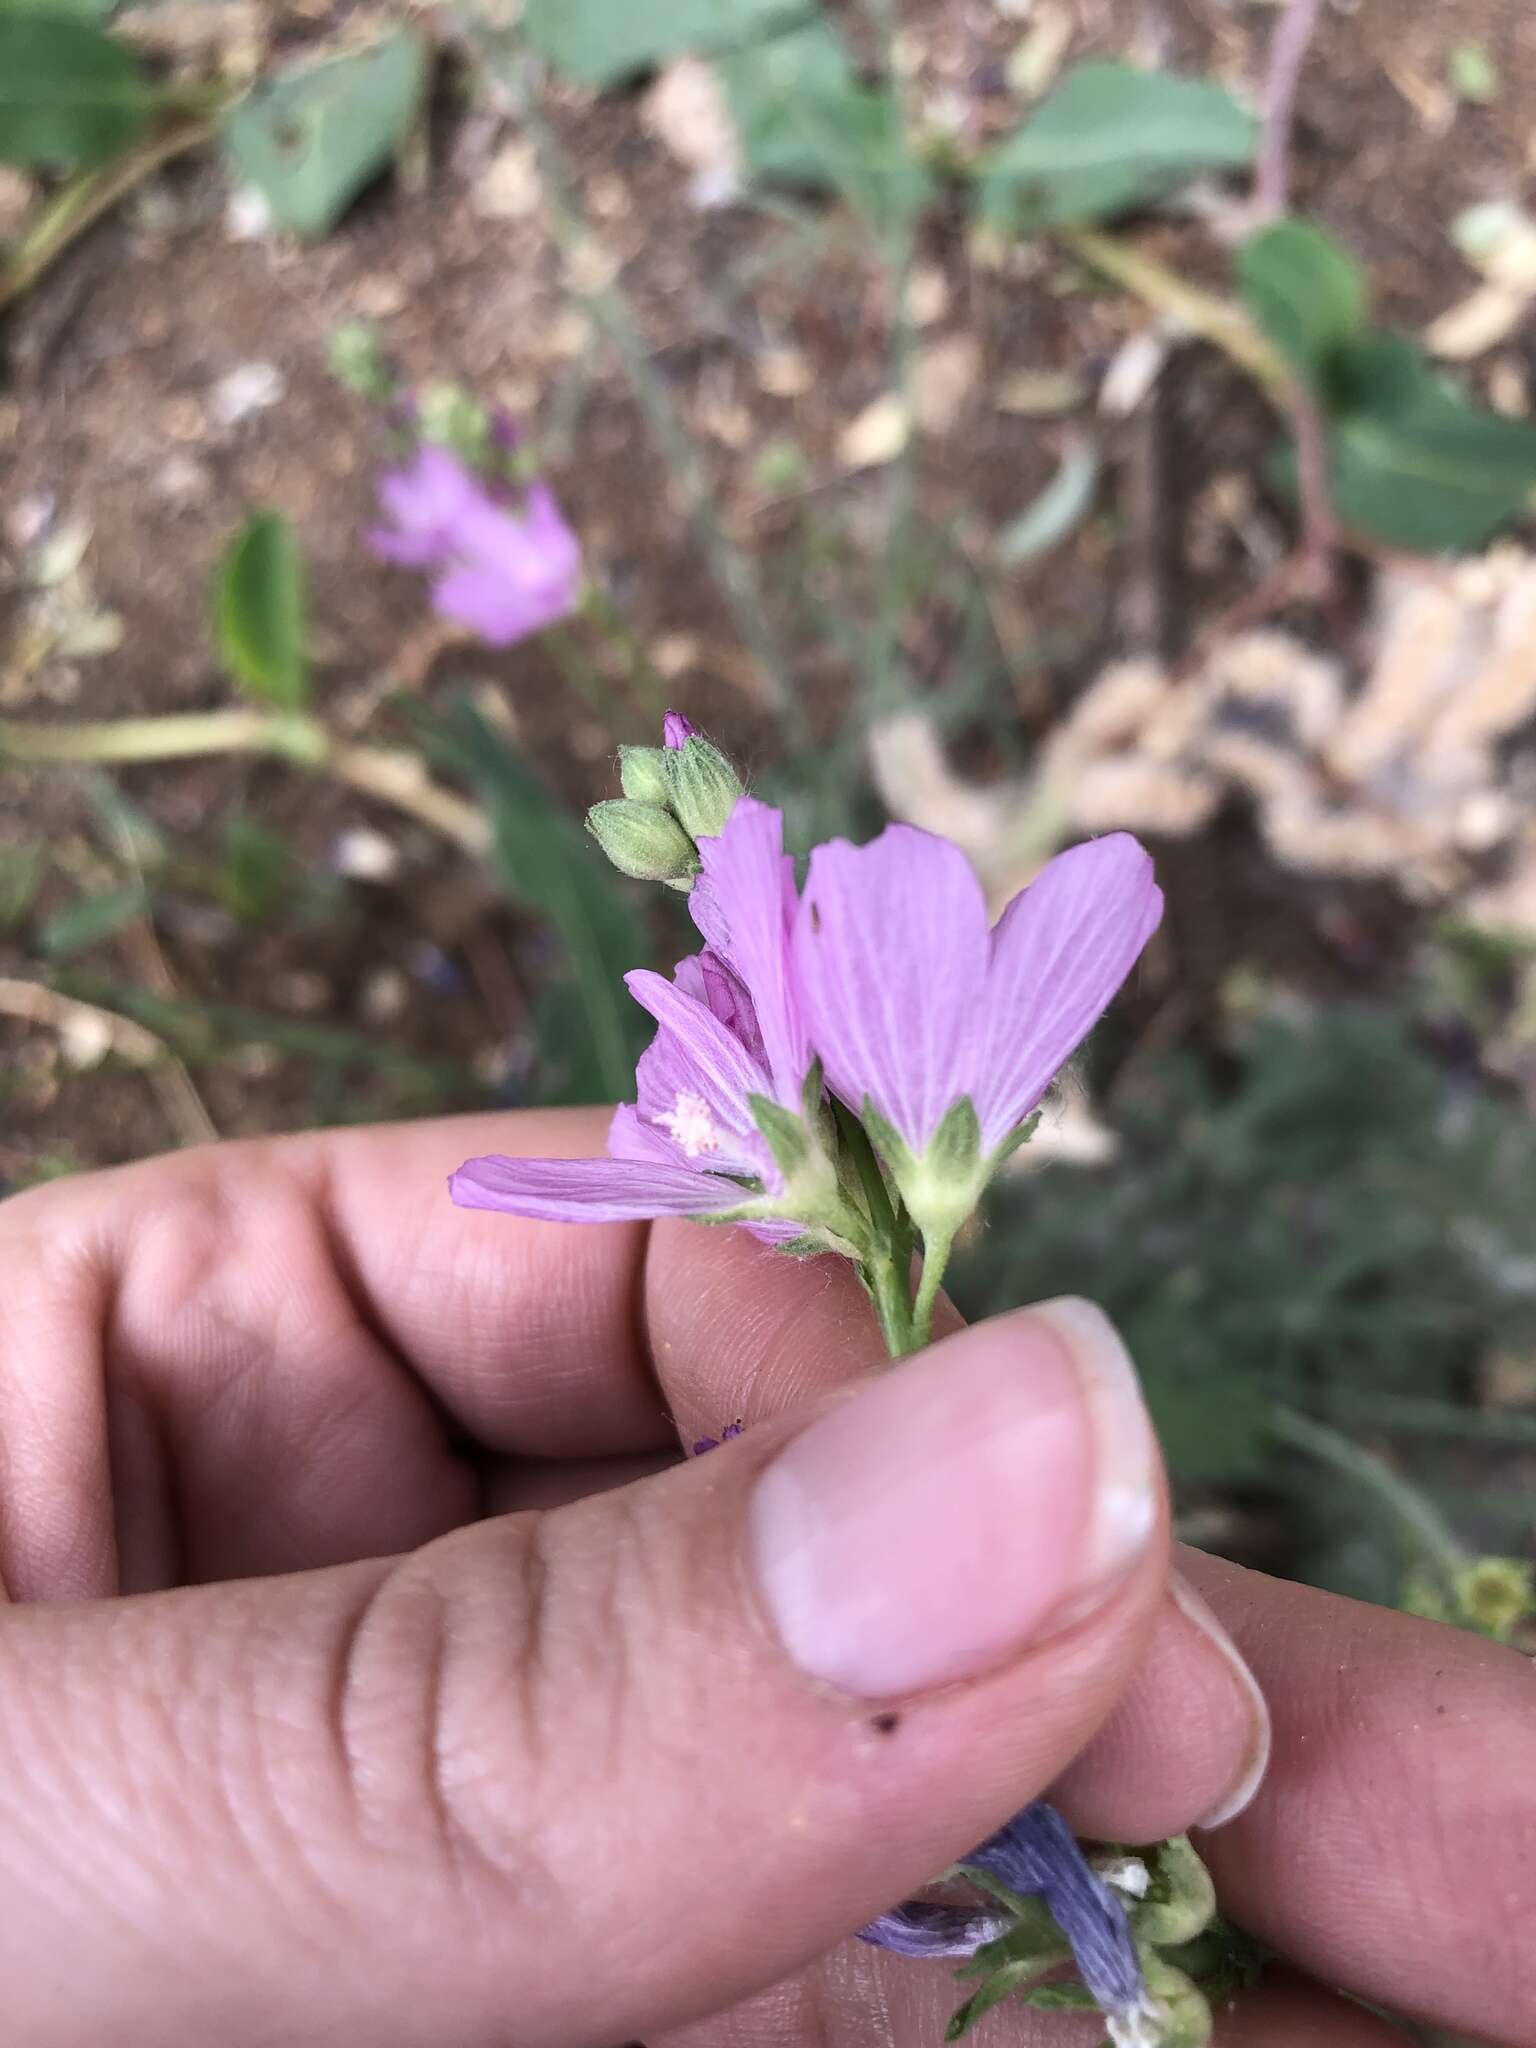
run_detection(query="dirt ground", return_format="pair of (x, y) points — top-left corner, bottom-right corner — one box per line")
(3, 0), (1536, 1180)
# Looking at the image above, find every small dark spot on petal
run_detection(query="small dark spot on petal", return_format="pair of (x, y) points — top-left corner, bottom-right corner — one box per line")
(870, 1711), (900, 1735)
(809, 900), (822, 934)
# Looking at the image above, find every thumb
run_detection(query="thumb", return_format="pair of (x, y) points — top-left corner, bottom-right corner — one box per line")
(0, 1300), (1166, 2048)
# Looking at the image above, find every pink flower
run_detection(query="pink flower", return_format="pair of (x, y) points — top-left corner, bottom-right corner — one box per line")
(662, 709), (698, 748)
(793, 827), (1162, 1157)
(368, 444), (582, 648)
(452, 805), (812, 1228)
(451, 806), (1160, 1232)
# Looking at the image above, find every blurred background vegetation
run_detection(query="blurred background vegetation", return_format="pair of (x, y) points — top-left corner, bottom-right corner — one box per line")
(1, 0), (1534, 1653)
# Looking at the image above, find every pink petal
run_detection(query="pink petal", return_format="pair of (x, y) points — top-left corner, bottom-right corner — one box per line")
(625, 967), (768, 1125)
(977, 834), (1162, 1149)
(693, 799), (807, 1106)
(793, 824), (989, 1153)
(607, 1102), (682, 1167)
(449, 1153), (741, 1223)
(431, 563), (571, 646)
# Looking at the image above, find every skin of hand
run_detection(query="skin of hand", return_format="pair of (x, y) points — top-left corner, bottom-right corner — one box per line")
(0, 1110), (1527, 2048)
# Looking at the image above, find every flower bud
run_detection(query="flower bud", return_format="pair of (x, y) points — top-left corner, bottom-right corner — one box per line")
(663, 709), (699, 749)
(417, 381), (491, 466)
(586, 799), (698, 882)
(666, 735), (744, 840)
(618, 744), (673, 806)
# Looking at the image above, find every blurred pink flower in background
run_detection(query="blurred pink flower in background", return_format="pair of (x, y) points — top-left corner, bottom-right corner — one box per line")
(368, 444), (582, 647)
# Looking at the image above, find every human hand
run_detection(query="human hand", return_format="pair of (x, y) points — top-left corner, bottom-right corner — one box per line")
(0, 1111), (1527, 2046)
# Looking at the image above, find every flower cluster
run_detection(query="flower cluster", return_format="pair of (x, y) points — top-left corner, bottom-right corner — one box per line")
(450, 720), (1208, 2042)
(451, 715), (1161, 1353)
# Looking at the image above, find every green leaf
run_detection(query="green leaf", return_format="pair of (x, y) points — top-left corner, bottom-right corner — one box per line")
(0, 14), (155, 168)
(716, 20), (931, 228)
(219, 30), (426, 238)
(1324, 335), (1536, 552)
(1236, 218), (1367, 388)
(524, 0), (809, 90)
(995, 439), (1099, 565)
(215, 512), (309, 708)
(414, 699), (652, 1106)
(39, 880), (147, 957)
(927, 1096), (981, 1180)
(979, 60), (1257, 233)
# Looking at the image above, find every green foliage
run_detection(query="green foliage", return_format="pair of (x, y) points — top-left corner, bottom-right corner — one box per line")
(214, 815), (340, 928)
(1238, 220), (1536, 550)
(716, 20), (930, 229)
(1236, 219), (1367, 390)
(978, 61), (1257, 233)
(0, 846), (44, 930)
(416, 700), (653, 1106)
(523, 0), (809, 89)
(0, 13), (155, 167)
(214, 512), (309, 709)
(38, 880), (147, 956)
(1324, 337), (1536, 551)
(220, 30), (426, 238)
(953, 1009), (1536, 1500)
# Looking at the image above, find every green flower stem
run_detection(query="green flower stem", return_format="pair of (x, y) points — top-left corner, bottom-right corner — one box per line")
(869, 1253), (917, 1358)
(909, 1225), (955, 1353)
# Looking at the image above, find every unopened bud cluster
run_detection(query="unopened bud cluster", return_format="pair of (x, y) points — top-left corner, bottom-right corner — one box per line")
(586, 715), (744, 887)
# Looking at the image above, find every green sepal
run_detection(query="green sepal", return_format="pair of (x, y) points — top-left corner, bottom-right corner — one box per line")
(618, 744), (672, 806)
(769, 1232), (832, 1260)
(1138, 1955), (1214, 2048)
(748, 1093), (812, 1180)
(586, 799), (699, 883)
(666, 735), (744, 840)
(860, 1097), (916, 1179)
(801, 1055), (825, 1121)
(928, 1095), (981, 1180)
(990, 1108), (1043, 1169)
(1123, 1836), (1217, 1948)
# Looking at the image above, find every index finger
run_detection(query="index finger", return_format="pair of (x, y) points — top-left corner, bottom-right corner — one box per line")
(1181, 1549), (1536, 2046)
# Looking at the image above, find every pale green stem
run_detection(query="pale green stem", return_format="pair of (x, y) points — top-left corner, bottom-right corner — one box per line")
(909, 1226), (955, 1353)
(0, 109), (224, 315)
(1, 713), (491, 856)
(1272, 1407), (1470, 1591)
